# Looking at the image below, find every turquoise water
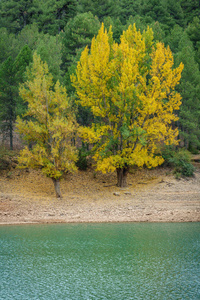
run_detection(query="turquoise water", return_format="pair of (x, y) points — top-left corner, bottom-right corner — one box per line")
(0, 223), (199, 299)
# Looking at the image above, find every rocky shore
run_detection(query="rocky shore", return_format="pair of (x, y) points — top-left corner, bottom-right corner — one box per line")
(0, 166), (200, 225)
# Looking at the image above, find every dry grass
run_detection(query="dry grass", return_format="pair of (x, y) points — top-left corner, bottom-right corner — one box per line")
(0, 165), (200, 224)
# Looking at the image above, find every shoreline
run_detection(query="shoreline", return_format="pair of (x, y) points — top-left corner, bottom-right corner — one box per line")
(1, 217), (199, 226)
(0, 167), (200, 225)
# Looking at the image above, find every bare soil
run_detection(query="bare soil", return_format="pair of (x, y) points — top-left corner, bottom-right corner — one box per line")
(0, 165), (200, 225)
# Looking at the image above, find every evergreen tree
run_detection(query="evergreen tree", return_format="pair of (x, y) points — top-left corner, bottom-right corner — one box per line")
(0, 46), (32, 149)
(125, 15), (147, 32)
(165, 24), (183, 53)
(62, 12), (100, 93)
(36, 34), (63, 82)
(0, 0), (40, 34)
(186, 17), (200, 65)
(0, 57), (17, 149)
(16, 24), (41, 52)
(61, 12), (101, 125)
(77, 0), (120, 21)
(62, 12), (100, 72)
(149, 21), (166, 42)
(13, 45), (33, 116)
(166, 0), (185, 27)
(141, 0), (170, 30)
(0, 28), (17, 63)
(14, 45), (32, 83)
(16, 25), (63, 82)
(181, 0), (200, 25)
(38, 0), (77, 35)
(119, 0), (142, 25)
(167, 26), (200, 151)
(175, 34), (200, 151)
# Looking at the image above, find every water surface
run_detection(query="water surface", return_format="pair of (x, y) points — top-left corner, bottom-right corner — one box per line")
(0, 223), (199, 299)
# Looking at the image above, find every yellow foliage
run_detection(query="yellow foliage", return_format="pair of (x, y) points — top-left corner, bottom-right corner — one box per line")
(17, 53), (78, 180)
(71, 24), (183, 174)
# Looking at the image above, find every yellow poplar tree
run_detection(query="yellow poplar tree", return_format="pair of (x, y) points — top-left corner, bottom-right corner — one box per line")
(71, 24), (184, 187)
(16, 53), (78, 198)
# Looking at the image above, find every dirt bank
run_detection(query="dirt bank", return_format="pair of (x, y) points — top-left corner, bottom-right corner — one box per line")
(0, 166), (200, 225)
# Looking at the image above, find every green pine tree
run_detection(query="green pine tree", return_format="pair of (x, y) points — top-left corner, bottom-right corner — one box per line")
(0, 57), (17, 149)
(0, 0), (40, 34)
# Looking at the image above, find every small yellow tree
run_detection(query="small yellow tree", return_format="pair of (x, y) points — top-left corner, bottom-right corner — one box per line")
(71, 24), (184, 187)
(16, 53), (78, 197)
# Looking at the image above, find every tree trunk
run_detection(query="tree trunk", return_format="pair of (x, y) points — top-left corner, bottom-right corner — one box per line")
(116, 167), (129, 187)
(9, 124), (13, 150)
(9, 106), (13, 150)
(52, 178), (62, 198)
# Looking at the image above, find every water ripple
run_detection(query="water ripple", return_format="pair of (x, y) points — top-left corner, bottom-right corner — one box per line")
(0, 223), (199, 299)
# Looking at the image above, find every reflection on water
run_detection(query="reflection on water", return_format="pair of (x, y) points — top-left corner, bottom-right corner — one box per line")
(0, 223), (199, 299)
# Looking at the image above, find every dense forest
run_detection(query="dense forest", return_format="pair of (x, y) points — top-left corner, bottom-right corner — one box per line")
(0, 0), (200, 193)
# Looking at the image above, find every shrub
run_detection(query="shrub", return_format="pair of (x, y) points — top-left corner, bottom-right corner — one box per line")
(76, 144), (90, 170)
(162, 147), (195, 177)
(0, 146), (17, 170)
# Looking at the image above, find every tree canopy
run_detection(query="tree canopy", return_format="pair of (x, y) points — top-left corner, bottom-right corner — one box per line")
(16, 53), (78, 197)
(0, 0), (199, 188)
(72, 24), (183, 186)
